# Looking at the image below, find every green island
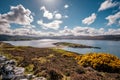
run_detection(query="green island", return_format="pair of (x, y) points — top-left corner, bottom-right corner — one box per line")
(0, 42), (120, 80)
(53, 42), (101, 49)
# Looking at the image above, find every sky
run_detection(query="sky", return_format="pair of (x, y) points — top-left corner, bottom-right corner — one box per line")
(0, 0), (120, 36)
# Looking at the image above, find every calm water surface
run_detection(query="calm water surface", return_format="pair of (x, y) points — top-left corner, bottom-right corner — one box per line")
(4, 39), (120, 58)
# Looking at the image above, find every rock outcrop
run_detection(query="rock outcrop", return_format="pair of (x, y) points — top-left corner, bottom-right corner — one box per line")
(0, 55), (47, 80)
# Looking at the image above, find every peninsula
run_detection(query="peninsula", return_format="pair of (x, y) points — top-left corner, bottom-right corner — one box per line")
(53, 42), (101, 49)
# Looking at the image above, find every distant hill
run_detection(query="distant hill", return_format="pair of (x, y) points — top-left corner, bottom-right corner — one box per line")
(0, 34), (120, 41)
(43, 35), (120, 41)
(56, 35), (120, 41)
(0, 34), (39, 41)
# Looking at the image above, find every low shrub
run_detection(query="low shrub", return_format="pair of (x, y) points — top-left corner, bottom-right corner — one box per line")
(48, 70), (63, 80)
(77, 53), (120, 73)
(25, 64), (34, 73)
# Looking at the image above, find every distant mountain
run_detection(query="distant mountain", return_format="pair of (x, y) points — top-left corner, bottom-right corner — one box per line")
(0, 34), (39, 41)
(0, 34), (120, 41)
(56, 35), (120, 41)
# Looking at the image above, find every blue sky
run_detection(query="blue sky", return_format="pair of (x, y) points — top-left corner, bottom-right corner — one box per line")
(0, 0), (120, 36)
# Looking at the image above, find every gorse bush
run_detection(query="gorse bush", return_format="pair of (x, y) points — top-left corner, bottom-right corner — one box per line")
(77, 53), (120, 73)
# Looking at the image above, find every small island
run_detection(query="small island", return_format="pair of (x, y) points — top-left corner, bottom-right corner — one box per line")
(53, 42), (101, 49)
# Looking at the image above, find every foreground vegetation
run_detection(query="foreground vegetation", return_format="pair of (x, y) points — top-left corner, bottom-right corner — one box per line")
(76, 53), (120, 73)
(53, 42), (101, 49)
(0, 42), (120, 80)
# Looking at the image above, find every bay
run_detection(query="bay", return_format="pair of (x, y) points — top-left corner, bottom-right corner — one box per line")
(4, 39), (120, 58)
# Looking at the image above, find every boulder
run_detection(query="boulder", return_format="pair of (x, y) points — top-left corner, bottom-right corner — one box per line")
(0, 56), (7, 64)
(14, 67), (25, 76)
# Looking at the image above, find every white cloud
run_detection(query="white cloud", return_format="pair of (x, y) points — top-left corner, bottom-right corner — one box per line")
(64, 26), (68, 29)
(40, 6), (53, 20)
(59, 26), (120, 36)
(0, 24), (41, 36)
(1, 4), (33, 25)
(37, 20), (62, 30)
(1, 22), (120, 36)
(55, 13), (62, 19)
(12, 28), (31, 35)
(40, 6), (68, 20)
(64, 4), (69, 9)
(98, 0), (119, 11)
(118, 20), (120, 25)
(72, 27), (101, 36)
(64, 15), (69, 18)
(39, 6), (68, 30)
(10, 27), (120, 36)
(22, 25), (36, 29)
(106, 28), (120, 35)
(0, 20), (11, 34)
(59, 27), (73, 36)
(0, 4), (34, 35)
(82, 13), (97, 25)
(106, 11), (120, 26)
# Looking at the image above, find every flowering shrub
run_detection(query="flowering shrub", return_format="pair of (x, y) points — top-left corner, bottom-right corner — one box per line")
(77, 53), (120, 73)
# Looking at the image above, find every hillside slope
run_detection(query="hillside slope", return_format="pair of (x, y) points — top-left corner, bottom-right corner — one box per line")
(0, 42), (120, 80)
